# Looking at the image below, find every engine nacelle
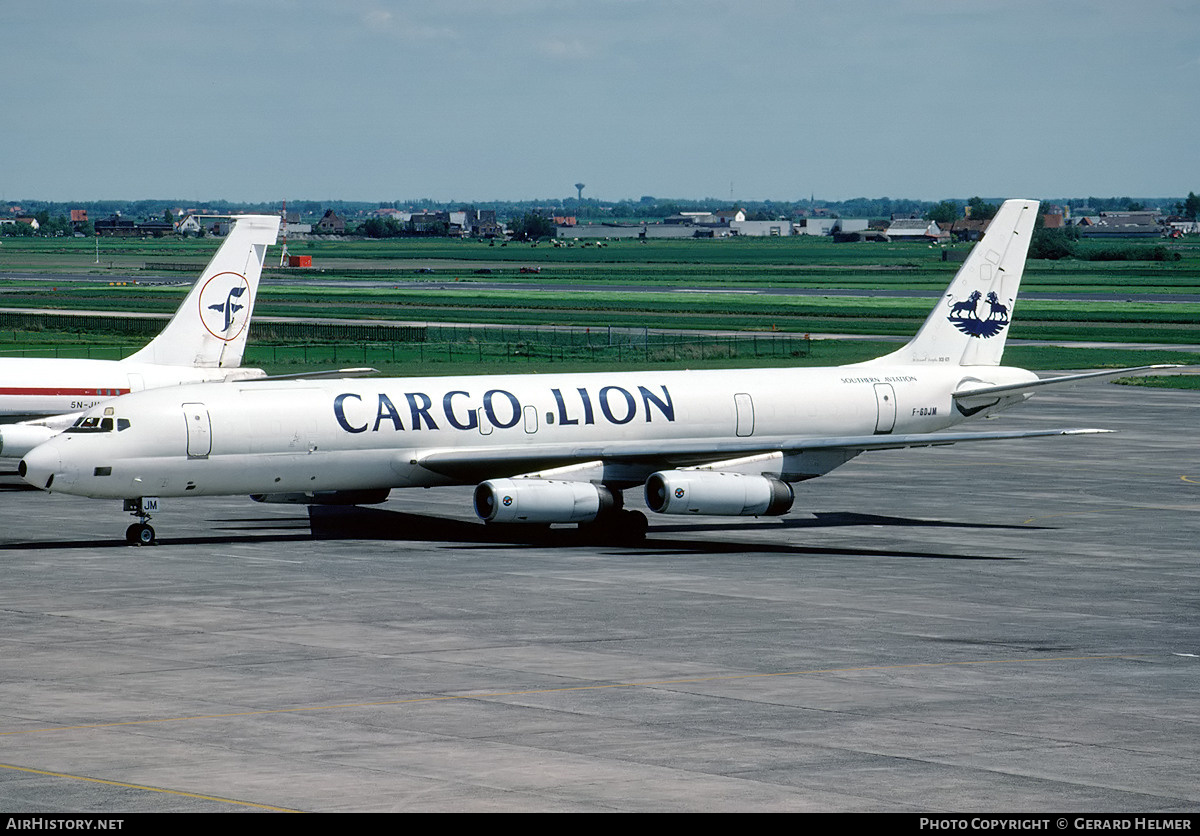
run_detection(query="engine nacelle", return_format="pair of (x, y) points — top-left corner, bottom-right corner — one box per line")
(0, 424), (59, 459)
(250, 488), (391, 505)
(474, 479), (614, 524)
(644, 470), (794, 516)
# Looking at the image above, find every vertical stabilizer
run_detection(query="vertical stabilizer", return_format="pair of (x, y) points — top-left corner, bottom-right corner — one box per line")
(865, 199), (1039, 367)
(124, 214), (280, 368)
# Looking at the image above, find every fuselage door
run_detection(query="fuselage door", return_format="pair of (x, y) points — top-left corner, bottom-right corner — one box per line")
(873, 383), (896, 435)
(734, 393), (754, 437)
(183, 403), (212, 458)
(523, 405), (538, 434)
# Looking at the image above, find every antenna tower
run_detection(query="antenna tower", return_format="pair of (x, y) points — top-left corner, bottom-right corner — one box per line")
(279, 199), (289, 266)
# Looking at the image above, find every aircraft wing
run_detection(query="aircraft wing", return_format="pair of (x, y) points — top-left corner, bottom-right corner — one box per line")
(260, 367), (379, 381)
(415, 427), (1110, 483)
(953, 364), (1183, 410)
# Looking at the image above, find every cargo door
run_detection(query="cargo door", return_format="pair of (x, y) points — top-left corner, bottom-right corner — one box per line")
(183, 403), (212, 458)
(734, 393), (754, 437)
(873, 384), (896, 435)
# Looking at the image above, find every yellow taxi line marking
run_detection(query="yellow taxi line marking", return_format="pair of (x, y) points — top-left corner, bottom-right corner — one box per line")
(0, 762), (301, 812)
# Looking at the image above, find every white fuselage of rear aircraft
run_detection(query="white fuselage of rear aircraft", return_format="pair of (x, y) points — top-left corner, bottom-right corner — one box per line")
(0, 359), (265, 421)
(21, 363), (1038, 500)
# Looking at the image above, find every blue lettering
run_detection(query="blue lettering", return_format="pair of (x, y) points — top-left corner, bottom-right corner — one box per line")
(600, 386), (636, 425)
(551, 388), (579, 426)
(373, 393), (405, 432)
(405, 392), (439, 430)
(483, 389), (521, 429)
(577, 387), (595, 425)
(334, 393), (367, 434)
(443, 390), (477, 430)
(638, 385), (675, 422)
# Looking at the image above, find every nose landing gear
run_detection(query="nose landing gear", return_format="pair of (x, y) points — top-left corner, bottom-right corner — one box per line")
(123, 497), (158, 546)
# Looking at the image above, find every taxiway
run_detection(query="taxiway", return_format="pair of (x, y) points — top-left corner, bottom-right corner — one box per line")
(0, 385), (1196, 811)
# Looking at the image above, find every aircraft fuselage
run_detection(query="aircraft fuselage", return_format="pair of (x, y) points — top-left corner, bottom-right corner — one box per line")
(0, 358), (265, 422)
(20, 363), (1037, 500)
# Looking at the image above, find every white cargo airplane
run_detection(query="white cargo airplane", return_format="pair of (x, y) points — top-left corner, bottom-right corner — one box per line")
(0, 215), (280, 459)
(18, 200), (1168, 544)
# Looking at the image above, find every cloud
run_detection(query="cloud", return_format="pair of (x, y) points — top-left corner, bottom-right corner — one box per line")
(539, 38), (594, 60)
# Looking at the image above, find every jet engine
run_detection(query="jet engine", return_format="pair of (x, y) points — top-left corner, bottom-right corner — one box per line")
(644, 470), (794, 516)
(474, 479), (615, 524)
(0, 424), (58, 459)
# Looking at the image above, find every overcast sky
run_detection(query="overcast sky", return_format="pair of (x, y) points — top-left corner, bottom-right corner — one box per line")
(3, 0), (1197, 204)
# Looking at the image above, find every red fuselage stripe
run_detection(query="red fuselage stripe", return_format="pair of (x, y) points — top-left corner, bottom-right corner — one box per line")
(0, 388), (131, 396)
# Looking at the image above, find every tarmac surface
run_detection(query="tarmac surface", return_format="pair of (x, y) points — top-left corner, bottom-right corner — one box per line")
(0, 385), (1197, 812)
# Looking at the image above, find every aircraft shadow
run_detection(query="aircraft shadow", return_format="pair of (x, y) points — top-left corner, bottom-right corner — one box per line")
(652, 511), (1045, 533)
(0, 506), (1026, 560)
(299, 505), (1019, 560)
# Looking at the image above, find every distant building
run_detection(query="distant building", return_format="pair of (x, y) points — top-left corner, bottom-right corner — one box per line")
(175, 214), (233, 236)
(665, 208), (747, 227)
(468, 209), (501, 238)
(316, 210), (346, 233)
(730, 220), (791, 236)
(949, 218), (989, 242)
(1077, 212), (1161, 239)
(0, 217), (39, 230)
(368, 208), (408, 220)
(1040, 210), (1065, 229)
(799, 218), (868, 237)
(885, 218), (944, 241)
(94, 214), (138, 237)
(798, 218), (837, 236)
(176, 214), (203, 234)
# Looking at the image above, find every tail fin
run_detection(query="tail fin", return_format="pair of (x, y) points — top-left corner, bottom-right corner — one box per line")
(124, 214), (280, 368)
(866, 199), (1039, 367)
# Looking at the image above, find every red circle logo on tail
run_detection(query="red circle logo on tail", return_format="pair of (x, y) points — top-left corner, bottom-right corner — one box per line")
(198, 271), (251, 341)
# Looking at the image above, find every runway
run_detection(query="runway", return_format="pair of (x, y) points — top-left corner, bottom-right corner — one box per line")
(0, 385), (1196, 812)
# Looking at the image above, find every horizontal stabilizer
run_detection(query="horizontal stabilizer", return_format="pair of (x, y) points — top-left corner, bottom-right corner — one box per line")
(954, 364), (1184, 409)
(260, 368), (379, 381)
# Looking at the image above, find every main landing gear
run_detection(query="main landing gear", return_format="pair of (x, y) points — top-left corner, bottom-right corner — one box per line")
(123, 497), (158, 546)
(579, 508), (649, 545)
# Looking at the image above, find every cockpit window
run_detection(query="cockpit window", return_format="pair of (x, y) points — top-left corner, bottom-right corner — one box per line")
(65, 416), (121, 433)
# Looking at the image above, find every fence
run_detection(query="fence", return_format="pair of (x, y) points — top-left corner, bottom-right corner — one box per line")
(0, 315), (811, 367)
(0, 311), (427, 344)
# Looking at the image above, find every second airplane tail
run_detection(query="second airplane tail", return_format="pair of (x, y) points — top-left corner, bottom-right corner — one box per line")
(866, 198), (1039, 368)
(123, 214), (281, 368)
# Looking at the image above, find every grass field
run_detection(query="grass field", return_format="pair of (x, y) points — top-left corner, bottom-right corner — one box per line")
(1, 234), (1198, 383)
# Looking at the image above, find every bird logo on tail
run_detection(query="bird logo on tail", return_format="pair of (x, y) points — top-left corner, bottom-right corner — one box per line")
(197, 272), (252, 341)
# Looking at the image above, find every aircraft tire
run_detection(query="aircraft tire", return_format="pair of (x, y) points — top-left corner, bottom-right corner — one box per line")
(619, 510), (649, 543)
(126, 523), (156, 546)
(582, 509), (648, 544)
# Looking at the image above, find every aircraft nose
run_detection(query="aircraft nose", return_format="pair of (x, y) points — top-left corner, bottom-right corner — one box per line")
(20, 443), (64, 491)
